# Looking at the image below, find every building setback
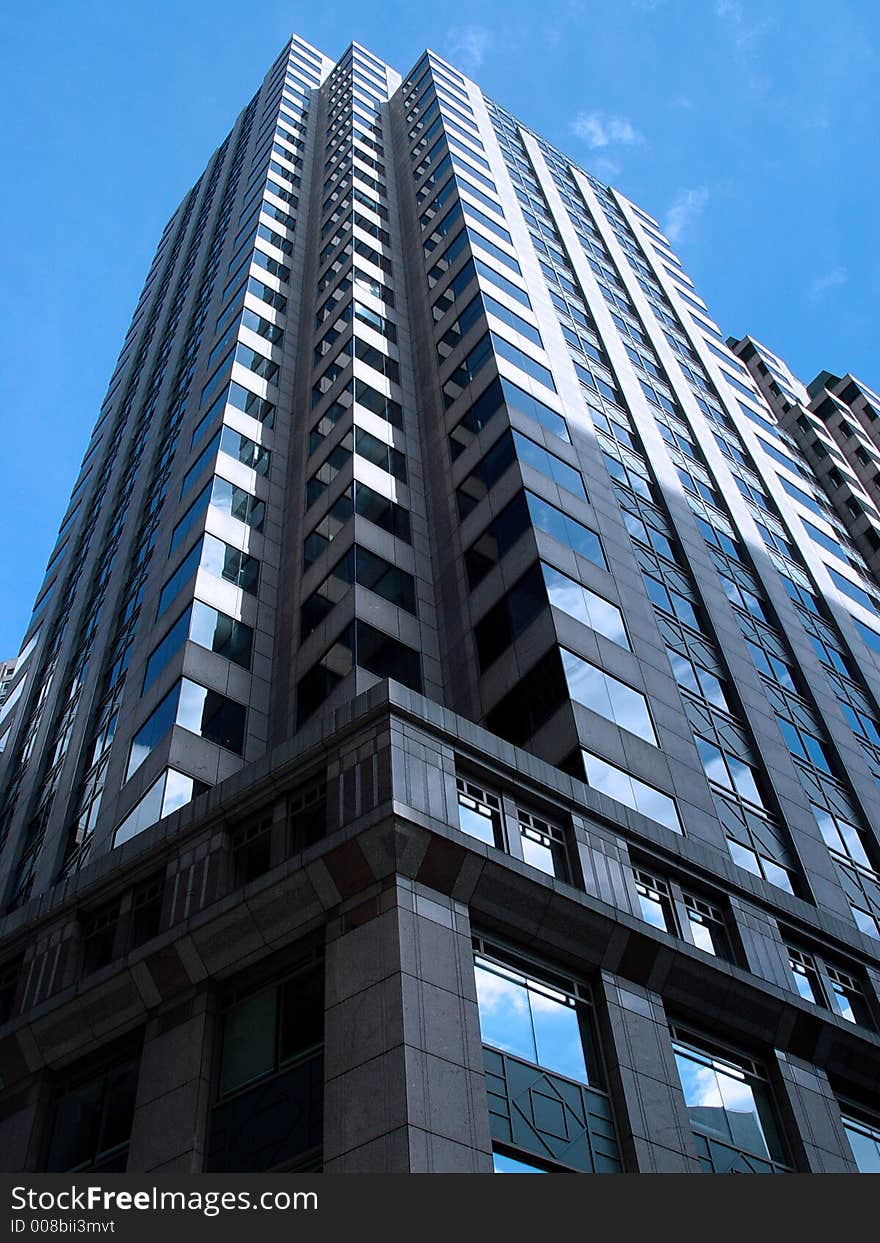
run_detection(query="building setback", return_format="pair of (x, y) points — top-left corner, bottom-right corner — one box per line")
(0, 35), (879, 1174)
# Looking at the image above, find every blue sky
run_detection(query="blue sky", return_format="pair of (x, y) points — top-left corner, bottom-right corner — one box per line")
(0, 0), (877, 657)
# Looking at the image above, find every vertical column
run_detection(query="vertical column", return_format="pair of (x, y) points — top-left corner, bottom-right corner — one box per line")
(323, 878), (492, 1171)
(731, 898), (795, 990)
(772, 1052), (858, 1172)
(126, 992), (214, 1172)
(596, 972), (702, 1171)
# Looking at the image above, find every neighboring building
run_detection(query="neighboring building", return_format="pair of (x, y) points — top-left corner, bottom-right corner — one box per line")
(0, 660), (14, 708)
(731, 335), (880, 588)
(1, 35), (879, 1175)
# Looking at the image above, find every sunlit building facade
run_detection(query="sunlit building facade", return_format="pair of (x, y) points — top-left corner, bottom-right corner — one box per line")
(0, 34), (878, 1174)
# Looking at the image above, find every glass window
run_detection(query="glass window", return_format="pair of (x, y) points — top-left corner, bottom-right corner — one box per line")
(515, 805), (569, 881)
(127, 678), (246, 781)
(189, 600), (253, 669)
(562, 649), (656, 744)
(696, 737), (764, 806)
(157, 540), (204, 619)
(169, 482), (212, 555)
(513, 431), (585, 499)
(220, 426), (270, 476)
(683, 893), (731, 959)
(634, 868), (676, 933)
(211, 476), (265, 531)
(493, 1150), (547, 1173)
(672, 1032), (787, 1172)
(787, 946), (825, 1005)
(217, 963), (323, 1099)
(46, 1051), (140, 1172)
(843, 1112), (880, 1173)
(144, 602), (252, 693)
(177, 679), (247, 754)
(127, 683), (181, 780)
(826, 965), (872, 1027)
(114, 768), (207, 848)
(143, 607), (192, 693)
(456, 776), (503, 847)
(474, 955), (594, 1085)
(581, 748), (681, 833)
(218, 987), (279, 1097)
(181, 430), (221, 499)
(543, 564), (628, 648)
(527, 493), (606, 568)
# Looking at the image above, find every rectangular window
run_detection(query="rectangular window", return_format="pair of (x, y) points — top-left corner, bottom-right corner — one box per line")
(169, 483), (212, 555)
(581, 748), (681, 833)
(177, 678), (247, 755)
(683, 892), (732, 959)
(217, 961), (322, 1099)
(562, 649), (656, 744)
(842, 1111), (880, 1172)
(81, 902), (119, 976)
(672, 1030), (788, 1173)
(158, 535), (259, 620)
(114, 768), (207, 849)
(634, 868), (677, 934)
(854, 617), (880, 656)
(127, 678), (246, 780)
(456, 776), (503, 847)
(474, 944), (620, 1173)
(45, 1047), (140, 1172)
(181, 430), (221, 499)
(296, 620), (422, 724)
(231, 814), (273, 888)
(211, 476), (266, 531)
(129, 873), (165, 950)
(542, 564), (628, 648)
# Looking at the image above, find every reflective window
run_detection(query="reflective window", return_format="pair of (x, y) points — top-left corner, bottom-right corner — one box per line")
(515, 806), (569, 881)
(634, 868), (676, 933)
(843, 1112), (880, 1173)
(493, 1150), (547, 1173)
(696, 738), (764, 807)
(456, 776), (502, 847)
(543, 565), (628, 648)
(683, 893), (731, 959)
(144, 602), (253, 692)
(114, 768), (207, 848)
(581, 748), (681, 833)
(474, 955), (595, 1086)
(562, 649), (656, 744)
(673, 1032), (788, 1172)
(177, 679), (247, 754)
(127, 679), (246, 780)
(788, 945), (824, 1005)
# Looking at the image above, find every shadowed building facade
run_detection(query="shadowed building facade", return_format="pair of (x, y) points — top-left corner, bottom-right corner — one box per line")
(0, 34), (879, 1174)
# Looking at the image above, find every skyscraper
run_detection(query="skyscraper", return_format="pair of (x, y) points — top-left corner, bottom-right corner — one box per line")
(0, 33), (879, 1174)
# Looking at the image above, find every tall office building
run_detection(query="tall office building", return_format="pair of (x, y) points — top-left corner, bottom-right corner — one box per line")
(0, 34), (879, 1175)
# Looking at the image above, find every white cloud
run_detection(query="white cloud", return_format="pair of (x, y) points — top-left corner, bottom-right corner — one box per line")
(809, 266), (847, 302)
(664, 186), (709, 243)
(593, 156), (621, 182)
(715, 0), (773, 53)
(446, 25), (491, 72)
(570, 110), (643, 149)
